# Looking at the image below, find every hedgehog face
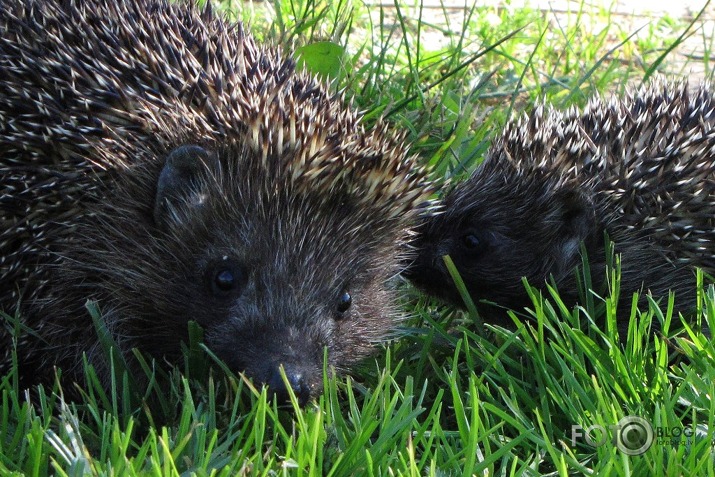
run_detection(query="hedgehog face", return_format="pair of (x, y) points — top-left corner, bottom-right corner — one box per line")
(407, 154), (598, 313)
(135, 145), (400, 404)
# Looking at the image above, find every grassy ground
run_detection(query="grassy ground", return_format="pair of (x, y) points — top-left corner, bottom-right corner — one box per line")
(3, 0), (715, 475)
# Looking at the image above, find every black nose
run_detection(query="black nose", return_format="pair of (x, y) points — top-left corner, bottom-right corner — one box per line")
(266, 364), (313, 407)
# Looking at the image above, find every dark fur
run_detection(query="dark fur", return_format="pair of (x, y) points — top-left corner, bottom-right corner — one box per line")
(0, 0), (431, 402)
(408, 79), (715, 322)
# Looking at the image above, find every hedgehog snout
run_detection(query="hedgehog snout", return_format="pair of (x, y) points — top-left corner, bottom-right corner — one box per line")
(265, 363), (317, 407)
(231, 323), (326, 406)
(410, 232), (452, 270)
(433, 242), (453, 269)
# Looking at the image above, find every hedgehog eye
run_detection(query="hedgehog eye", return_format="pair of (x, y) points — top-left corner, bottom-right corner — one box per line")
(336, 291), (352, 317)
(208, 259), (245, 297)
(460, 231), (488, 256)
(462, 234), (481, 249)
(215, 269), (235, 291)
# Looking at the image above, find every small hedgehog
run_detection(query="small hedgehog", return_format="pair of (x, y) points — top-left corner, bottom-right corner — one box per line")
(0, 0), (432, 403)
(407, 79), (715, 322)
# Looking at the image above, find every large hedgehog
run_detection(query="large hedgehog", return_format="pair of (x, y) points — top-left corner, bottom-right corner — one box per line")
(0, 0), (431, 403)
(408, 79), (715, 322)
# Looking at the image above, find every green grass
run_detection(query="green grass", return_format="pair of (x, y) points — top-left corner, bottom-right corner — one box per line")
(4, 0), (715, 474)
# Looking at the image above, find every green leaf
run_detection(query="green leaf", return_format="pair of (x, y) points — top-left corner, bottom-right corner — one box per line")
(295, 41), (348, 81)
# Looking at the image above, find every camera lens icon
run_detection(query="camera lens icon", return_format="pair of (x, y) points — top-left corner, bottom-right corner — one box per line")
(615, 416), (653, 455)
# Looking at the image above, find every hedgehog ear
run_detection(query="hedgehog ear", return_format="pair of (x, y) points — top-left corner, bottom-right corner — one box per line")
(153, 145), (215, 228)
(551, 189), (595, 275)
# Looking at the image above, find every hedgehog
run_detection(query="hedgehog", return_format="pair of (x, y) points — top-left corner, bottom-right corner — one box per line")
(0, 0), (432, 404)
(406, 79), (715, 324)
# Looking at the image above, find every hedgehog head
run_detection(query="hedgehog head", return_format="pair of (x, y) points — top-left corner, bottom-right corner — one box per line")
(407, 109), (601, 311)
(60, 132), (430, 404)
